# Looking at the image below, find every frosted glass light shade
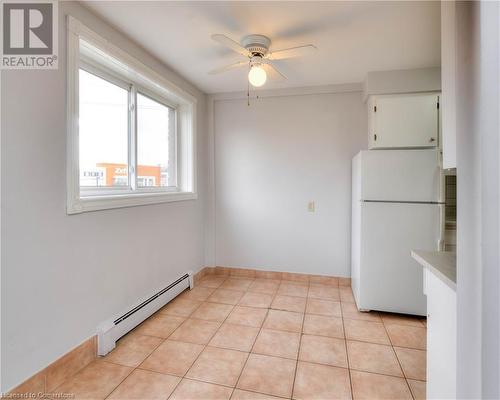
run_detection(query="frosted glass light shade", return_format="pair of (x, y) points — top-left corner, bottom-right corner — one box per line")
(248, 65), (267, 87)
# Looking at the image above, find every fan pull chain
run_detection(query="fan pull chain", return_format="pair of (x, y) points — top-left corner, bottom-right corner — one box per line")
(247, 61), (251, 106)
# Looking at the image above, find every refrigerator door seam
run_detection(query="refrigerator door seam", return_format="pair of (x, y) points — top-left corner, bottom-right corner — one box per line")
(362, 200), (445, 204)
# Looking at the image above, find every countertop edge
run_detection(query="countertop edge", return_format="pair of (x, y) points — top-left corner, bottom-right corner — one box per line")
(411, 250), (457, 292)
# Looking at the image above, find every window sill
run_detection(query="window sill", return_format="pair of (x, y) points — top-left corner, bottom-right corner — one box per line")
(67, 191), (197, 214)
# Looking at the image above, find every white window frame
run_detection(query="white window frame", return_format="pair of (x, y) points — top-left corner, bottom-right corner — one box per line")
(67, 16), (197, 214)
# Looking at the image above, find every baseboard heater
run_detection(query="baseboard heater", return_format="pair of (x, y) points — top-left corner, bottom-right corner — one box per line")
(97, 271), (193, 356)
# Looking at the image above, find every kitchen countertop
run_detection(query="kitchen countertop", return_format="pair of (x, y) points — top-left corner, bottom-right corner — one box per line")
(411, 250), (456, 291)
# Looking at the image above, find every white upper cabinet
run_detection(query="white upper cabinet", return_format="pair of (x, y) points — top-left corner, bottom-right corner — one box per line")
(441, 1), (457, 169)
(368, 93), (440, 149)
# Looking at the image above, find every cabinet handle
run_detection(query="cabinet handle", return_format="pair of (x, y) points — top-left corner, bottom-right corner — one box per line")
(429, 138), (436, 142)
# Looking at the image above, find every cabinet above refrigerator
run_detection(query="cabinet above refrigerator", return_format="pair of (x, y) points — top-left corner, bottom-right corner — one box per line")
(368, 93), (441, 149)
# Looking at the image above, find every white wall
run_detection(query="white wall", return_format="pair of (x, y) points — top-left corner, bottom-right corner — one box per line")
(455, 1), (500, 398)
(0, 3), (207, 391)
(363, 67), (441, 100)
(212, 89), (367, 277)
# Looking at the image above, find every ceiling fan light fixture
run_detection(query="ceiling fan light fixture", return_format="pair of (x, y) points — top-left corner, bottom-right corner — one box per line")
(210, 33), (316, 88)
(248, 65), (267, 87)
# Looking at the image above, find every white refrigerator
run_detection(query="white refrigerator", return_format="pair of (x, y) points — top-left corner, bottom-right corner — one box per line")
(351, 149), (443, 316)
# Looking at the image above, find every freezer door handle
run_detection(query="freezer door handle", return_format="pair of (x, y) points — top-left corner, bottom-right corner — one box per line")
(438, 203), (445, 251)
(362, 200), (445, 205)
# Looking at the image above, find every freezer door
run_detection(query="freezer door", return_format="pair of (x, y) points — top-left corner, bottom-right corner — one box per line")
(357, 202), (441, 316)
(359, 149), (442, 202)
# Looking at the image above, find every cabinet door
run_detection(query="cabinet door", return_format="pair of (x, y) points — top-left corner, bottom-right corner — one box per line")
(370, 93), (440, 149)
(425, 269), (457, 399)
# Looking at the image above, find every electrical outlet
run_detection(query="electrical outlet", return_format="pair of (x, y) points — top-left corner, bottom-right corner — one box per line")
(308, 201), (315, 212)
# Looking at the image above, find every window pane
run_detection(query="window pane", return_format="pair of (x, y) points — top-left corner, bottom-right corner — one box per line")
(79, 69), (129, 188)
(137, 93), (175, 188)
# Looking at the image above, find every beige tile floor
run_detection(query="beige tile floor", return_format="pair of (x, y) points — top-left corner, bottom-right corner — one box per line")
(53, 276), (427, 399)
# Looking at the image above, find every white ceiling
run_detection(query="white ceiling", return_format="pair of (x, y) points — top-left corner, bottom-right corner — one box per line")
(83, 1), (441, 94)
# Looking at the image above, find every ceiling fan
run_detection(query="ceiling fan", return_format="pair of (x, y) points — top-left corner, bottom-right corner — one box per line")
(209, 34), (317, 87)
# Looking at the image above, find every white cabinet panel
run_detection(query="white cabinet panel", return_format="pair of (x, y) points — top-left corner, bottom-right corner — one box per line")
(425, 269), (457, 399)
(369, 93), (440, 149)
(441, 1), (457, 169)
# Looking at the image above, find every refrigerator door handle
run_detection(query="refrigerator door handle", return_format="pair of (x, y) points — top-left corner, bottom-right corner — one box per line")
(438, 203), (445, 251)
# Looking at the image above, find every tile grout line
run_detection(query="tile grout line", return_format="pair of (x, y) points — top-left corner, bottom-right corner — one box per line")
(63, 295), (192, 400)
(219, 277), (265, 397)
(232, 279), (281, 399)
(102, 343), (424, 398)
(103, 279), (346, 393)
(341, 285), (425, 400)
(141, 277), (421, 400)
(100, 290), (191, 400)
(100, 360), (136, 400)
(45, 275), (344, 400)
(171, 276), (284, 395)
(380, 315), (416, 400)
(138, 279), (227, 400)
(178, 279), (352, 396)
(135, 277), (226, 399)
(340, 294), (355, 400)
(165, 276), (241, 399)
(147, 321), (425, 378)
(290, 282), (309, 400)
(99, 279), (424, 400)
(340, 293), (421, 384)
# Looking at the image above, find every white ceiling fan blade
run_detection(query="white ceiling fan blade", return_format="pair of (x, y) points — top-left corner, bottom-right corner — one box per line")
(211, 34), (250, 57)
(262, 60), (287, 80)
(208, 61), (248, 75)
(266, 44), (317, 60)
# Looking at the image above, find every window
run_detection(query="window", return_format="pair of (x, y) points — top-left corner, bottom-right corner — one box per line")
(136, 93), (176, 188)
(67, 17), (196, 214)
(79, 69), (129, 188)
(78, 68), (177, 194)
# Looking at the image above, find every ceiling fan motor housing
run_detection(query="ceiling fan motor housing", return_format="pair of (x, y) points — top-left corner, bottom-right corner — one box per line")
(242, 34), (271, 56)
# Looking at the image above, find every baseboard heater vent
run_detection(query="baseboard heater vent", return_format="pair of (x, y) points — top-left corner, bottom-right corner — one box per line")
(97, 271), (193, 356)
